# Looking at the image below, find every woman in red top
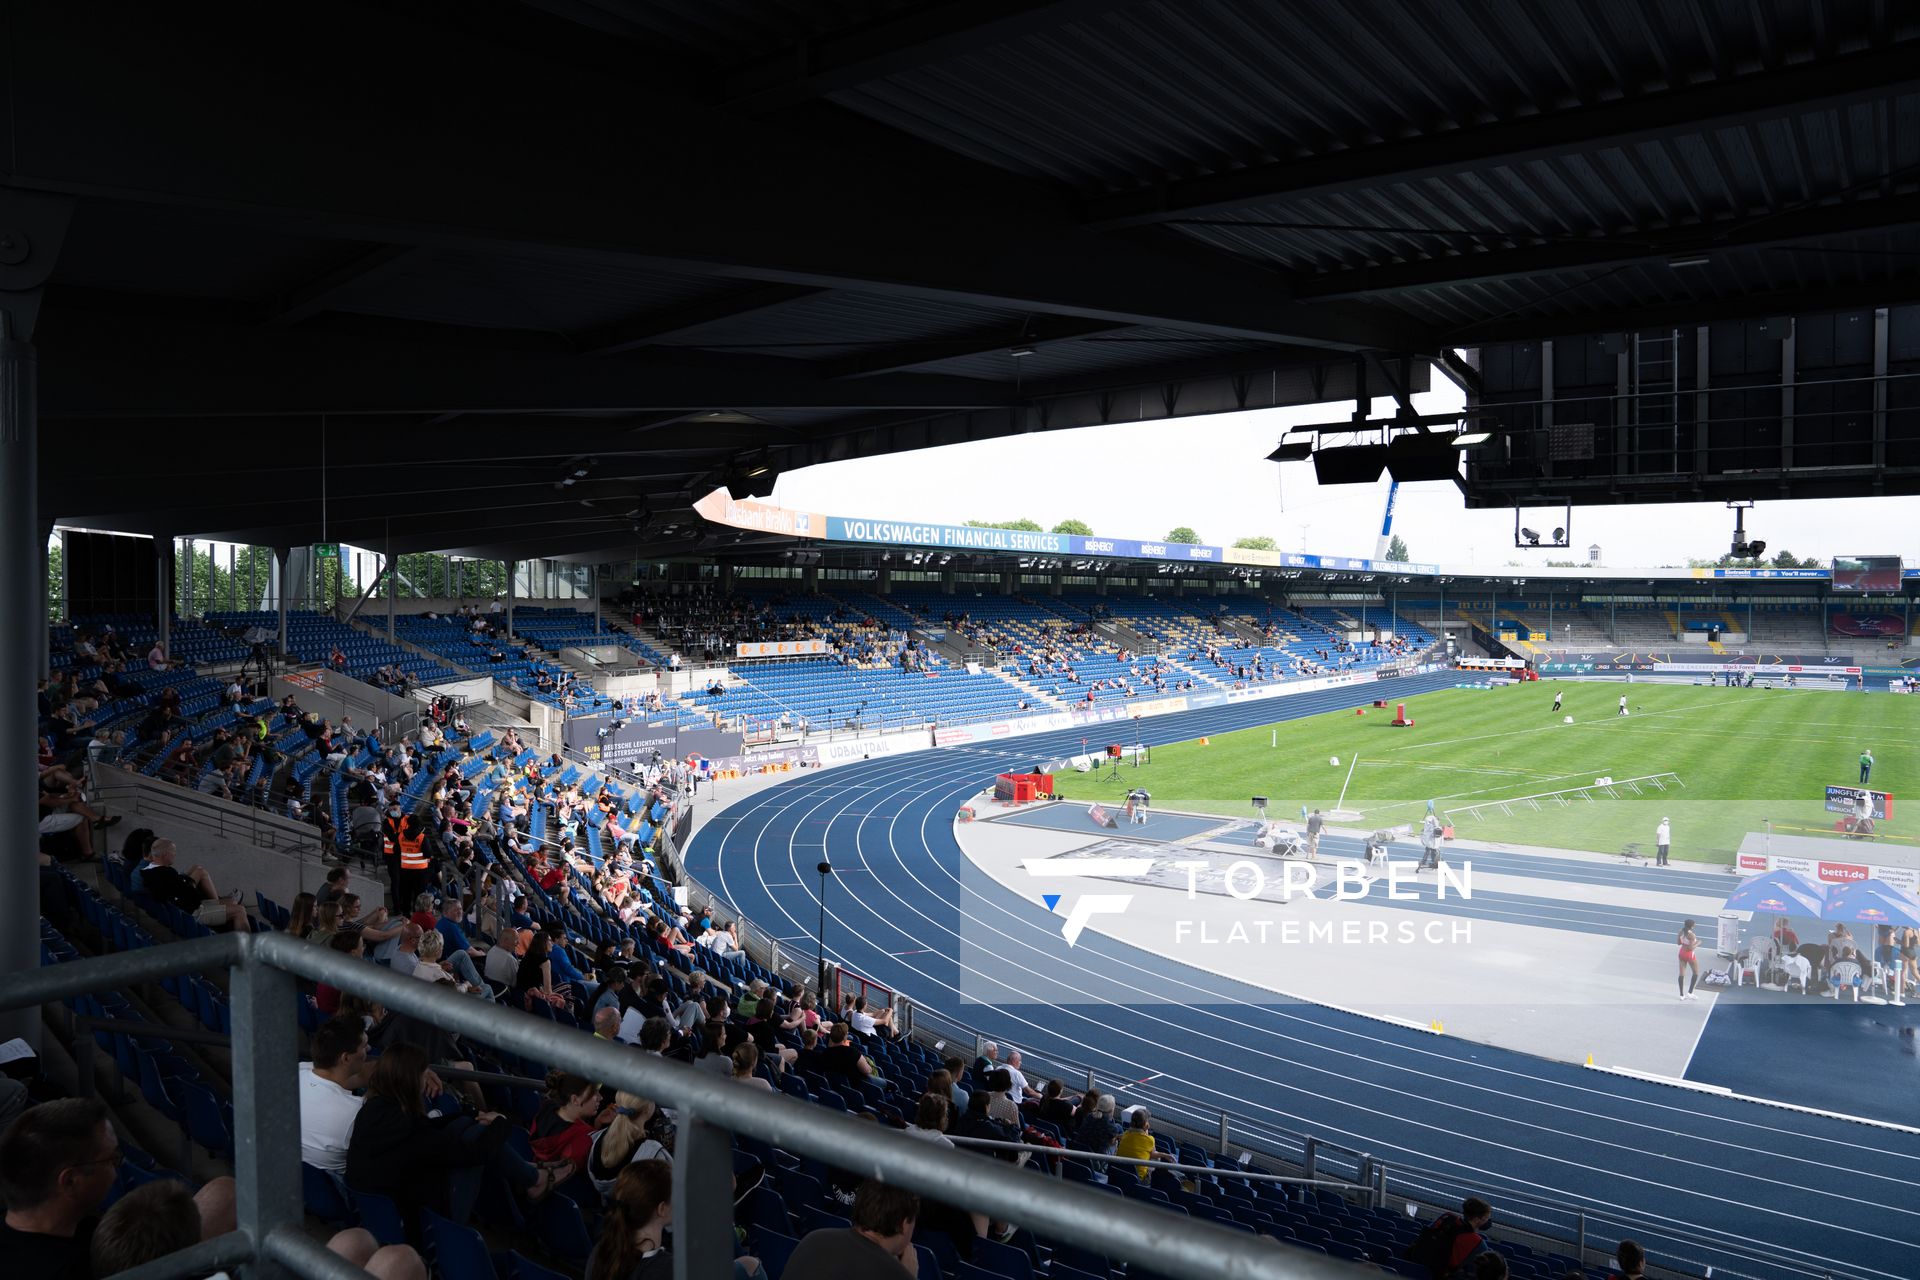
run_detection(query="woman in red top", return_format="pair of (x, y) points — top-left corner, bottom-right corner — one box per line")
(528, 1070), (604, 1171)
(1677, 919), (1700, 1001)
(313, 928), (365, 1015)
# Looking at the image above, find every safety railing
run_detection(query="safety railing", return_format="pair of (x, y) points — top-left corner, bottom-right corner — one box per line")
(11, 931), (1358, 1280)
(93, 762), (331, 867)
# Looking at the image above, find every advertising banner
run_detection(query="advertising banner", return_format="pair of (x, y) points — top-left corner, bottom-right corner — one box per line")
(562, 716), (744, 767)
(1735, 851), (1917, 895)
(692, 489), (825, 538)
(813, 733), (931, 767)
(1824, 786), (1894, 821)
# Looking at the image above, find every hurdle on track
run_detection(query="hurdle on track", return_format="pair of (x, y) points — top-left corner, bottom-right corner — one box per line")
(1443, 771), (1686, 822)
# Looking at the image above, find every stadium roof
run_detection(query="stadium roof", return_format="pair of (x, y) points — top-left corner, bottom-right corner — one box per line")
(11, 1), (1918, 559)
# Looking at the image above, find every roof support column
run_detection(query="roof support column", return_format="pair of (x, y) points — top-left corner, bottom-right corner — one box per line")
(157, 537), (173, 652)
(275, 547), (291, 657)
(505, 559), (515, 640)
(0, 325), (42, 1051)
(1873, 307), (1889, 479)
(385, 530), (396, 642)
(1694, 327), (1711, 479)
(1781, 322), (1796, 474)
(37, 518), (52, 679)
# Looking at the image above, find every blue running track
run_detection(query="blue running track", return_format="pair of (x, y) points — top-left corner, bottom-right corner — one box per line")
(684, 675), (1920, 1280)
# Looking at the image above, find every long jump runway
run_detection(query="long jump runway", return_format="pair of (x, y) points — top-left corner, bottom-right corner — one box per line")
(683, 675), (1920, 1280)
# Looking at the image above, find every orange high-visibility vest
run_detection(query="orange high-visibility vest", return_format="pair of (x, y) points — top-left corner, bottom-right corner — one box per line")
(397, 830), (430, 871)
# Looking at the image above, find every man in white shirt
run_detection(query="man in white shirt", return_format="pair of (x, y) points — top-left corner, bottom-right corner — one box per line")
(484, 928), (529, 990)
(1002, 1048), (1042, 1103)
(147, 642), (171, 671)
(298, 1017), (371, 1174)
(1654, 817), (1671, 867)
(381, 923), (423, 977)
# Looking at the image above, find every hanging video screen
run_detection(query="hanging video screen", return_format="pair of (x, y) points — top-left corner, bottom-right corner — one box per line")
(1830, 556), (1902, 593)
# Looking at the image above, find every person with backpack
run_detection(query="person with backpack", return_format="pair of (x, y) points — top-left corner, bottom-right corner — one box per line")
(1407, 1196), (1493, 1278)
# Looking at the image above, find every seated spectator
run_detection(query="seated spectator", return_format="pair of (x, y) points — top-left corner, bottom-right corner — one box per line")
(903, 1094), (952, 1146)
(955, 1086), (1017, 1156)
(410, 929), (488, 999)
(431, 899), (493, 991)
(591, 969), (634, 1019)
(135, 838), (247, 931)
(97, 1177), (406, 1279)
(1035, 1079), (1076, 1131)
(384, 922), (425, 978)
(314, 867), (349, 905)
(1615, 1240), (1646, 1279)
(942, 1057), (970, 1116)
(285, 891), (316, 941)
(483, 927), (531, 992)
(1114, 1106), (1172, 1181)
(313, 929), (367, 1014)
(0, 1098), (122, 1279)
(587, 1159), (759, 1280)
(980, 1067), (1021, 1130)
(730, 1042), (771, 1091)
(515, 931), (569, 1012)
(308, 901), (344, 949)
(300, 1014), (375, 1176)
(782, 1179), (917, 1280)
(345, 1043), (565, 1227)
(844, 995), (895, 1040)
(1409, 1196), (1493, 1279)
(1069, 1090), (1118, 1163)
(529, 1071), (604, 1171)
(816, 1022), (872, 1086)
(586, 1094), (670, 1200)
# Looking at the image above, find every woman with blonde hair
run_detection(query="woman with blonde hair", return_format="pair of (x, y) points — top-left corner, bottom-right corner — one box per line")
(307, 900), (343, 947)
(586, 1093), (670, 1200)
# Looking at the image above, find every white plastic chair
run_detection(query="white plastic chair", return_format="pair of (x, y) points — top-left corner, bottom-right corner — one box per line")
(1733, 939), (1770, 988)
(1775, 952), (1811, 994)
(1826, 959), (1863, 1001)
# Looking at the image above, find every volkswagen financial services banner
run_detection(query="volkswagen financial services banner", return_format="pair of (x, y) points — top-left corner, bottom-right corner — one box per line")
(818, 515), (1445, 573)
(693, 487), (1920, 583)
(563, 715), (743, 768)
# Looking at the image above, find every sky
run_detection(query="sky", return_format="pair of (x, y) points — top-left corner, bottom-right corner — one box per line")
(773, 380), (1920, 569)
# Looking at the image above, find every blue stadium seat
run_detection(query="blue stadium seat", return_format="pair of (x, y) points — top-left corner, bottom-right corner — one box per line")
(302, 1163), (358, 1225)
(424, 1208), (499, 1280)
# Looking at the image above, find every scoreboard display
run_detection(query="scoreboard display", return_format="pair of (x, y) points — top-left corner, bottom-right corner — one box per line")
(1830, 555), (1903, 593)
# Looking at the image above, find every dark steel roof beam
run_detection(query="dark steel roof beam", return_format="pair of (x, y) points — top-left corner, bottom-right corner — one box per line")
(0, 1), (1429, 352)
(262, 245), (417, 326)
(1086, 43), (1919, 227)
(572, 284), (826, 355)
(1296, 191), (1920, 300)
(819, 316), (1132, 378)
(719, 0), (1123, 112)
(1447, 270), (1920, 344)
(35, 309), (1015, 418)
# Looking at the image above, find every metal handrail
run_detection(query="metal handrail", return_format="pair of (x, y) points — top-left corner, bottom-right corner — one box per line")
(10, 932), (1362, 1280)
(944, 1135), (1368, 1189)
